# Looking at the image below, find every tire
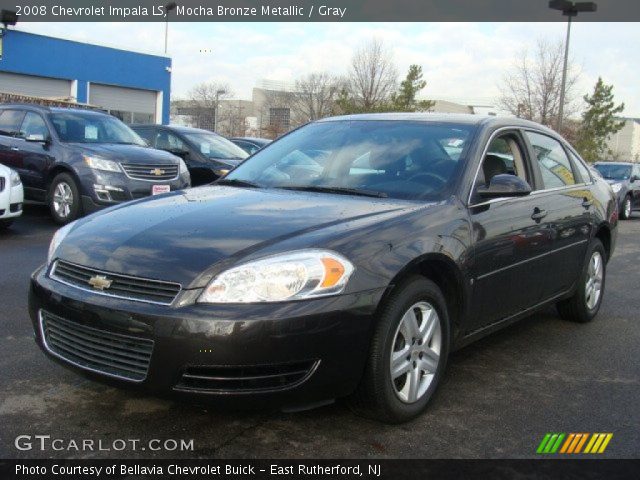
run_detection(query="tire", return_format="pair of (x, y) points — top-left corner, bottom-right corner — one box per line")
(620, 195), (632, 220)
(556, 238), (606, 323)
(48, 173), (82, 225)
(0, 219), (14, 230)
(349, 276), (451, 424)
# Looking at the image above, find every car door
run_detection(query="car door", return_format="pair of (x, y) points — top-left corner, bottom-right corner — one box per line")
(523, 130), (592, 301)
(468, 129), (553, 332)
(633, 165), (640, 208)
(15, 111), (55, 191)
(0, 109), (26, 173)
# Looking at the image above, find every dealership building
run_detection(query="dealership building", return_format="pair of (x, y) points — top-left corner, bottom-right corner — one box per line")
(0, 29), (171, 124)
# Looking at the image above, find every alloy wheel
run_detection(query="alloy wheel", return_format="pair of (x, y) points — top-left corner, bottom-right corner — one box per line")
(390, 301), (442, 404)
(53, 182), (74, 219)
(585, 251), (604, 310)
(624, 198), (631, 219)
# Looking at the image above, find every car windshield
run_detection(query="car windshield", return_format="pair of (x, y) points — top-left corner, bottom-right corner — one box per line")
(50, 112), (146, 145)
(594, 164), (632, 180)
(183, 132), (249, 160)
(223, 120), (475, 201)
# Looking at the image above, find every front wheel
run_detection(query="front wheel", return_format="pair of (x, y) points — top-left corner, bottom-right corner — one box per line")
(620, 196), (632, 220)
(556, 238), (606, 323)
(48, 173), (82, 225)
(349, 276), (450, 423)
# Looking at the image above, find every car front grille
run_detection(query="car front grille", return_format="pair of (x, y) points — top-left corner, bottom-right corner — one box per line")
(0, 177), (5, 192)
(51, 260), (181, 305)
(174, 360), (319, 393)
(121, 163), (179, 181)
(40, 310), (154, 382)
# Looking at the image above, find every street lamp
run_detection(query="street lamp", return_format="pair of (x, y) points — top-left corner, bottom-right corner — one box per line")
(549, 0), (597, 131)
(164, 2), (177, 54)
(214, 89), (227, 133)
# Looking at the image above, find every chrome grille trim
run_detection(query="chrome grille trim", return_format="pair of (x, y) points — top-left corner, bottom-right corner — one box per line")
(39, 310), (154, 382)
(50, 260), (182, 306)
(121, 163), (179, 181)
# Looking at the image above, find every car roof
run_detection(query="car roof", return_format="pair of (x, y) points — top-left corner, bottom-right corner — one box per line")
(130, 124), (218, 135)
(0, 104), (107, 115)
(318, 112), (554, 131)
(594, 161), (635, 166)
(230, 136), (271, 144)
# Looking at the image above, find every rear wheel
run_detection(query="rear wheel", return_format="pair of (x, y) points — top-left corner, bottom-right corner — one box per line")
(49, 173), (82, 224)
(349, 276), (450, 423)
(557, 239), (606, 323)
(620, 195), (632, 220)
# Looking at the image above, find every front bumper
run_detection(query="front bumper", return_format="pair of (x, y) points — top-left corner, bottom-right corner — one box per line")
(29, 265), (383, 408)
(0, 181), (24, 220)
(78, 169), (191, 213)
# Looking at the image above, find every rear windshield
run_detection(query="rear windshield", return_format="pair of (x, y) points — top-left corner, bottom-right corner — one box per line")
(183, 132), (248, 160)
(50, 112), (146, 146)
(225, 120), (476, 201)
(594, 164), (632, 180)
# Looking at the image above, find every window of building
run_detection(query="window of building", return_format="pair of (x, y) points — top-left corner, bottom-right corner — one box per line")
(269, 108), (290, 131)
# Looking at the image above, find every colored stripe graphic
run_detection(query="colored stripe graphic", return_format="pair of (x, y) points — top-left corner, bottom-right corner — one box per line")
(538, 433), (613, 454)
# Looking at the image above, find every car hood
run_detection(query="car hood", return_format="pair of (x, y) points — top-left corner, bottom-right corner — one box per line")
(207, 157), (244, 168)
(56, 186), (413, 288)
(72, 143), (180, 164)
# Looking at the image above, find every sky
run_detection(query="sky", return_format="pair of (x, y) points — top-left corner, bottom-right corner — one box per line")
(19, 21), (640, 117)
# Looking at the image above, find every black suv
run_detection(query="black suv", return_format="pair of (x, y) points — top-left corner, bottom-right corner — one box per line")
(131, 124), (248, 186)
(593, 162), (640, 220)
(0, 105), (191, 224)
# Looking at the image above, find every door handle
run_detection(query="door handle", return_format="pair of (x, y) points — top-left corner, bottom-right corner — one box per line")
(582, 198), (593, 209)
(531, 207), (548, 221)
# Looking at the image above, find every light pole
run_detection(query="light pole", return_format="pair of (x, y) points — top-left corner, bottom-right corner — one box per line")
(164, 2), (177, 54)
(549, 0), (597, 131)
(214, 89), (227, 133)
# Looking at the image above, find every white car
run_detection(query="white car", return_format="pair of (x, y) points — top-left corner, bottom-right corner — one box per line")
(0, 164), (24, 229)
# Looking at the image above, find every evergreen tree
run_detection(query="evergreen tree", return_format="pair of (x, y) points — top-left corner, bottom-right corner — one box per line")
(576, 78), (625, 162)
(391, 65), (435, 112)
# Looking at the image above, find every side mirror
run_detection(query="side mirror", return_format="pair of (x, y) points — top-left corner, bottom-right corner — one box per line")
(477, 174), (532, 199)
(25, 133), (48, 143)
(166, 148), (189, 160)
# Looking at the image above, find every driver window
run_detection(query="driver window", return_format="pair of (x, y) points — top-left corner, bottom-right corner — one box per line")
(477, 135), (527, 188)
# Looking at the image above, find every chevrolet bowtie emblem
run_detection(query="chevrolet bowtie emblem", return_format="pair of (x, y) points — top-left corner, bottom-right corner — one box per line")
(150, 168), (165, 176)
(88, 275), (113, 290)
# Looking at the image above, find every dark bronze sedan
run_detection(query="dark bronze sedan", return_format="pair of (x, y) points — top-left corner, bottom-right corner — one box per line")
(29, 114), (617, 423)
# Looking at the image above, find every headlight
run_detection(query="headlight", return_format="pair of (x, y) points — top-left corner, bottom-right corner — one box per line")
(83, 156), (121, 173)
(10, 170), (21, 187)
(611, 183), (623, 193)
(178, 159), (189, 175)
(214, 168), (230, 177)
(47, 221), (76, 266)
(198, 249), (354, 303)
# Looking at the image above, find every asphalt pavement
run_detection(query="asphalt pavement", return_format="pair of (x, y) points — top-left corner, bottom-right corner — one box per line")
(1, 205), (638, 459)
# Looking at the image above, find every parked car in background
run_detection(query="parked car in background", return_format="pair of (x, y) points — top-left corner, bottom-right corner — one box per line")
(0, 105), (190, 224)
(133, 125), (248, 186)
(0, 164), (24, 229)
(229, 136), (272, 155)
(32, 114), (617, 423)
(593, 162), (640, 219)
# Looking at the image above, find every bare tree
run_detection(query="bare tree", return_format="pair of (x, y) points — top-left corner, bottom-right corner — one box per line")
(256, 89), (296, 139)
(498, 39), (580, 130)
(340, 39), (398, 112)
(291, 72), (341, 121)
(186, 81), (233, 130)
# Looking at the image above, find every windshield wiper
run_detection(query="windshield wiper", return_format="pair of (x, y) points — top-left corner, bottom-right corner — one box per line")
(277, 185), (388, 198)
(215, 178), (261, 188)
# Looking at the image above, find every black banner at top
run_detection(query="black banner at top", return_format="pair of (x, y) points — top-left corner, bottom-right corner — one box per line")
(8, 0), (640, 22)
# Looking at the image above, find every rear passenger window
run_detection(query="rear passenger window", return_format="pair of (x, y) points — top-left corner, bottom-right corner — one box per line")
(0, 110), (26, 136)
(526, 131), (576, 189)
(568, 150), (592, 183)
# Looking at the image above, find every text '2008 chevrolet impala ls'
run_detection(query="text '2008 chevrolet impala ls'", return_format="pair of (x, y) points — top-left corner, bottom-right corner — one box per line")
(29, 113), (617, 423)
